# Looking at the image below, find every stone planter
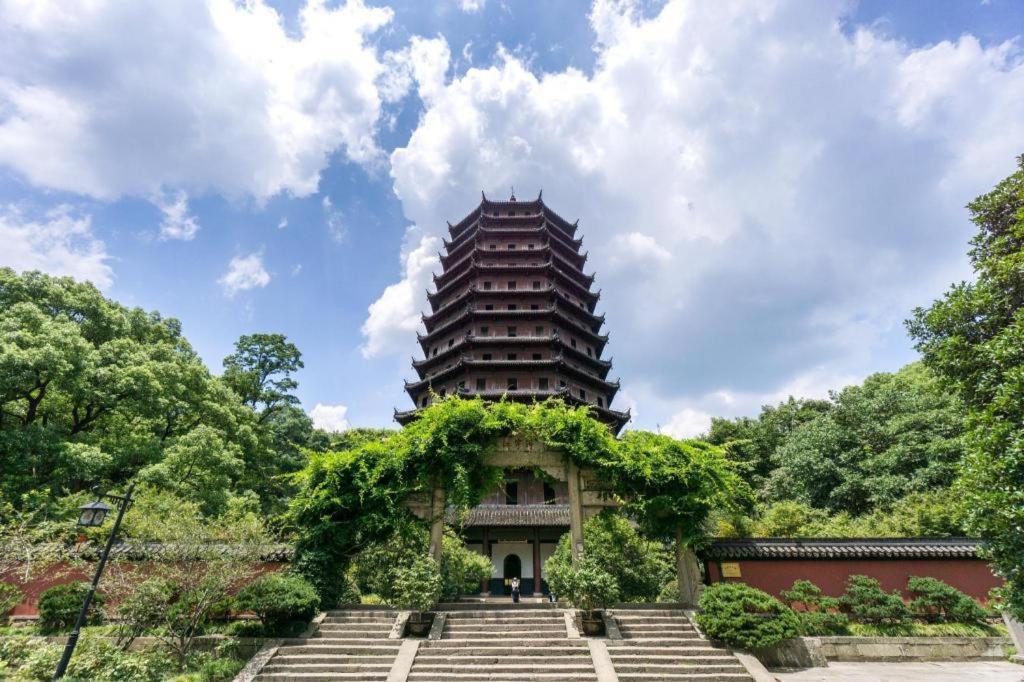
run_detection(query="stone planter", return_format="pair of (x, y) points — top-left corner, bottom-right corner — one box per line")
(405, 612), (435, 637)
(580, 612), (605, 636)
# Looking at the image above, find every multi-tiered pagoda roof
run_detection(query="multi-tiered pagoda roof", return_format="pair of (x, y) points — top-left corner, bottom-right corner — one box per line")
(395, 192), (630, 432)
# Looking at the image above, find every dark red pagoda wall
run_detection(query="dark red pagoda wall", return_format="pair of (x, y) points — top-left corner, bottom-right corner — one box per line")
(705, 558), (1002, 603)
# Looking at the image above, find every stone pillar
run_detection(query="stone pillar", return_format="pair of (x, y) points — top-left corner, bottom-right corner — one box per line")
(532, 527), (542, 595)
(675, 526), (703, 607)
(428, 483), (445, 565)
(566, 461), (584, 567)
(480, 527), (491, 594)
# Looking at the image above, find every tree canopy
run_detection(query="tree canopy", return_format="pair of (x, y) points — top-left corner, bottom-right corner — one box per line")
(908, 154), (1024, 618)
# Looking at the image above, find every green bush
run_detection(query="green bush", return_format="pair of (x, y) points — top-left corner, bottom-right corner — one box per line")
(657, 580), (680, 603)
(391, 554), (442, 618)
(838, 575), (909, 624)
(545, 513), (671, 603)
(547, 555), (619, 616)
(38, 582), (104, 633)
(695, 582), (800, 649)
(780, 580), (848, 635)
(0, 582), (23, 623)
(907, 576), (988, 624)
(235, 572), (320, 634)
(197, 655), (246, 682)
(114, 577), (174, 649)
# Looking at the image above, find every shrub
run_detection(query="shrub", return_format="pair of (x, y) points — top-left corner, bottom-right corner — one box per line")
(838, 575), (909, 624)
(657, 580), (680, 603)
(235, 572), (320, 634)
(391, 555), (442, 619)
(545, 513), (671, 603)
(440, 533), (493, 600)
(780, 580), (848, 635)
(547, 555), (619, 616)
(114, 577), (174, 649)
(695, 582), (800, 649)
(0, 582), (22, 623)
(907, 576), (988, 624)
(38, 581), (104, 633)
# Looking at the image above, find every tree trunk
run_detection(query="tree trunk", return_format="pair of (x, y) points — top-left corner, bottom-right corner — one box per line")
(675, 526), (703, 607)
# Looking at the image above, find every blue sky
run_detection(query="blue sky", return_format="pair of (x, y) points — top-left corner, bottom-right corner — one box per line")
(2, 0), (1023, 435)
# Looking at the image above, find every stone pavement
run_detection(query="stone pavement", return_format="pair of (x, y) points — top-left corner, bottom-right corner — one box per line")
(772, 661), (1024, 681)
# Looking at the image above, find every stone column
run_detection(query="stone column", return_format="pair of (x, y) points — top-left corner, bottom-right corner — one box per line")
(566, 461), (584, 567)
(480, 527), (491, 594)
(675, 526), (703, 607)
(428, 483), (445, 565)
(532, 527), (543, 595)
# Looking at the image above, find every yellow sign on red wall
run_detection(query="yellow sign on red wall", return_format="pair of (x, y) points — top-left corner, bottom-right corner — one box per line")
(721, 562), (742, 578)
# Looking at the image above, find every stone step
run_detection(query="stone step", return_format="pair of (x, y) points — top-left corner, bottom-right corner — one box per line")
(262, 663), (394, 674)
(415, 654), (594, 663)
(275, 644), (402, 656)
(413, 663), (597, 674)
(407, 671), (598, 675)
(610, 671), (749, 675)
(424, 638), (586, 647)
(445, 623), (567, 632)
(608, 639), (721, 648)
(443, 630), (569, 639)
(257, 673), (388, 681)
(445, 617), (567, 625)
(607, 647), (729, 657)
(619, 626), (696, 634)
(613, 664), (748, 674)
(270, 654), (396, 664)
(608, 655), (739, 664)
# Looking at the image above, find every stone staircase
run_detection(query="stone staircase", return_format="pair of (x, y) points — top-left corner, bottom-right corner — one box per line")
(409, 608), (597, 681)
(255, 609), (401, 681)
(606, 609), (752, 681)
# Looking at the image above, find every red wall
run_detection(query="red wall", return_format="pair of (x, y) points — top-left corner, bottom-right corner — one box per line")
(705, 558), (1002, 603)
(4, 561), (286, 617)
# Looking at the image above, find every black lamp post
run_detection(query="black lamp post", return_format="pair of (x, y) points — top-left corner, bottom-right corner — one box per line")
(53, 483), (135, 680)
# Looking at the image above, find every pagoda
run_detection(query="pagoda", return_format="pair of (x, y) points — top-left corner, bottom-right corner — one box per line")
(395, 191), (630, 433)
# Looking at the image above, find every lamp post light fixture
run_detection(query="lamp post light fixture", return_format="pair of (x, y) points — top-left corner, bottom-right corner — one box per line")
(53, 483), (135, 680)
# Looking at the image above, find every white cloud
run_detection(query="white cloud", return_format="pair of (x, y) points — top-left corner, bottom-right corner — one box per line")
(322, 196), (346, 242)
(156, 191), (200, 241)
(458, 0), (485, 13)
(360, 230), (440, 357)
(277, 218), (288, 230)
(309, 402), (350, 432)
(661, 407), (713, 439)
(218, 252), (270, 297)
(608, 232), (671, 269)
(0, 205), (113, 288)
(0, 0), (398, 202)
(371, 0), (1024, 429)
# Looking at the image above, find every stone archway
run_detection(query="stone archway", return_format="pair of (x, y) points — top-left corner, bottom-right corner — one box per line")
(502, 554), (522, 595)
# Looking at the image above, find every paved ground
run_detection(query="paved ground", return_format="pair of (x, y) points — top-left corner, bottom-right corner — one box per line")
(772, 661), (1024, 681)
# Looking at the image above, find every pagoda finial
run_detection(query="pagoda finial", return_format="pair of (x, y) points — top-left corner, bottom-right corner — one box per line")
(510, 186), (516, 201)
(481, 190), (487, 202)
(537, 189), (543, 201)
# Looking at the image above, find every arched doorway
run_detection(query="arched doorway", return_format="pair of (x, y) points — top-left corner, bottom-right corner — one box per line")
(503, 554), (522, 595)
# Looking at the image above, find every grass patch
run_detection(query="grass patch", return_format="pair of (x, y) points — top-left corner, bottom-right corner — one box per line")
(845, 621), (1008, 637)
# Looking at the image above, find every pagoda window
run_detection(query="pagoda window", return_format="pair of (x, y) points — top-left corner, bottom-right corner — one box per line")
(532, 281), (541, 290)
(586, 347), (593, 357)
(507, 353), (517, 360)
(579, 388), (586, 400)
(507, 377), (518, 390)
(505, 481), (518, 506)
(559, 379), (567, 388)
(508, 326), (517, 337)
(421, 397), (428, 407)
(528, 244), (535, 250)
(480, 325), (489, 335)
(570, 338), (577, 348)
(432, 348), (438, 357)
(489, 244), (497, 250)
(530, 304), (539, 310)
(597, 397), (605, 408)
(508, 281), (517, 290)
(483, 281), (492, 290)
(508, 244), (516, 250)
(532, 353), (542, 360)
(482, 353), (492, 360)
(458, 380), (466, 390)
(476, 378), (486, 390)
(508, 304), (517, 311)
(535, 325), (544, 335)
(485, 304), (494, 310)
(543, 482), (556, 504)
(539, 377), (549, 390)
(448, 339), (455, 348)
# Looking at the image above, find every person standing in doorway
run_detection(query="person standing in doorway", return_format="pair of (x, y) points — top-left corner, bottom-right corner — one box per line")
(511, 577), (520, 603)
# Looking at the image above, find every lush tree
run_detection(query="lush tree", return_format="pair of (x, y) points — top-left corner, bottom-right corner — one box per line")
(763, 363), (964, 514)
(222, 334), (303, 421)
(545, 512), (671, 603)
(707, 397), (831, 492)
(908, 154), (1024, 618)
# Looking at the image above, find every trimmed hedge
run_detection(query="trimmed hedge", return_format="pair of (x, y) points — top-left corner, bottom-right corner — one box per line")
(696, 582), (799, 649)
(235, 572), (319, 634)
(38, 581), (104, 633)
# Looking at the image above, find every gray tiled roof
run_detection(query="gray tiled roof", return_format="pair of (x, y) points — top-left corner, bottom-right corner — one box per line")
(700, 537), (984, 561)
(455, 504), (571, 527)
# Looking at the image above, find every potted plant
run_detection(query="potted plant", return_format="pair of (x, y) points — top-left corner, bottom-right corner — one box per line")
(392, 555), (442, 637)
(568, 558), (620, 636)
